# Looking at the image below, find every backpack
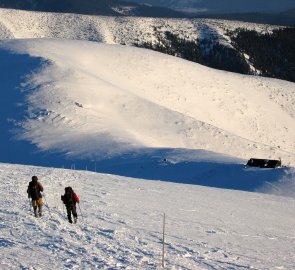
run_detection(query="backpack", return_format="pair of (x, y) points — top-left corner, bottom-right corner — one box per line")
(64, 186), (76, 206)
(29, 181), (41, 200)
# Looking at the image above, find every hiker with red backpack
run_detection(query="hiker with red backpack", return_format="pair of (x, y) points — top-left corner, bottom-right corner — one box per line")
(61, 186), (80, 224)
(27, 176), (44, 217)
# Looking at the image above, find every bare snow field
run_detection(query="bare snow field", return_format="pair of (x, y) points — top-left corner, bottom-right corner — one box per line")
(1, 163), (295, 269)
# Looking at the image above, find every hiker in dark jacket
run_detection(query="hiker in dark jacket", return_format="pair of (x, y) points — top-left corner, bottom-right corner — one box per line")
(27, 175), (44, 217)
(61, 186), (80, 224)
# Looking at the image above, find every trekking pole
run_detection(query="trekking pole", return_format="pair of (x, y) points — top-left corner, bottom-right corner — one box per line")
(78, 203), (84, 222)
(28, 198), (32, 212)
(43, 193), (52, 218)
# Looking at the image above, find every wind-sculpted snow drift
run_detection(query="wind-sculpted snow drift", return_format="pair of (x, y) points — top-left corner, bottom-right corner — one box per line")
(0, 38), (294, 192)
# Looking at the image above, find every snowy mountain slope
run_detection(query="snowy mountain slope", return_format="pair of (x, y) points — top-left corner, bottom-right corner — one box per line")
(0, 8), (294, 194)
(1, 162), (295, 269)
(0, 8), (295, 269)
(1, 38), (294, 167)
(0, 9), (288, 81)
(0, 37), (295, 194)
(0, 8), (281, 44)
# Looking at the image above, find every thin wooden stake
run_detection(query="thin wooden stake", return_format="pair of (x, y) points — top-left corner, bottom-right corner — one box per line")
(162, 213), (166, 268)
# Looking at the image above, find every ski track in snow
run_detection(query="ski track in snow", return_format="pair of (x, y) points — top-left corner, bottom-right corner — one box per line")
(1, 163), (295, 269)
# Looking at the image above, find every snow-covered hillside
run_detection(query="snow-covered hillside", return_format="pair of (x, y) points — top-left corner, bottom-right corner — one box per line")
(0, 8), (281, 45)
(0, 36), (295, 193)
(0, 8), (294, 189)
(1, 38), (294, 163)
(1, 163), (295, 269)
(1, 7), (295, 270)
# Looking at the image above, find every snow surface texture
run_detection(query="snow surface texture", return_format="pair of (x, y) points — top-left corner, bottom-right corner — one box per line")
(1, 163), (295, 269)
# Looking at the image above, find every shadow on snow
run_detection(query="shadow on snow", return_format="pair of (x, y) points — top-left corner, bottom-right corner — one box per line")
(0, 48), (291, 193)
(0, 48), (67, 167)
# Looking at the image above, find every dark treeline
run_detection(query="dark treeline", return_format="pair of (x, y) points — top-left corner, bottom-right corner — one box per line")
(134, 27), (295, 82)
(198, 39), (250, 74)
(229, 27), (295, 82)
(133, 30), (250, 74)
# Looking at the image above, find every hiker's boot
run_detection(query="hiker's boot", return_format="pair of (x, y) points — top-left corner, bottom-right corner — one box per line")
(34, 209), (38, 218)
(67, 213), (72, 223)
(74, 216), (77, 224)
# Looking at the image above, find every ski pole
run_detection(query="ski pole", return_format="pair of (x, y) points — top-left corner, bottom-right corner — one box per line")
(78, 203), (84, 222)
(43, 193), (52, 218)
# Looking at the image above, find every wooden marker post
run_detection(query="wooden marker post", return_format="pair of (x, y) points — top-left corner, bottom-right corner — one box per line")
(162, 213), (166, 268)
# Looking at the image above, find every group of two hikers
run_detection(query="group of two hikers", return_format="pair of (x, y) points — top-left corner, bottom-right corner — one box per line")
(27, 175), (80, 224)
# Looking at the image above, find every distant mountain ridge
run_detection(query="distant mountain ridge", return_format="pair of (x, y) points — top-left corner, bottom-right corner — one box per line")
(0, 0), (185, 17)
(129, 0), (295, 14)
(1, 0), (294, 24)
(197, 8), (295, 26)
(129, 0), (295, 25)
